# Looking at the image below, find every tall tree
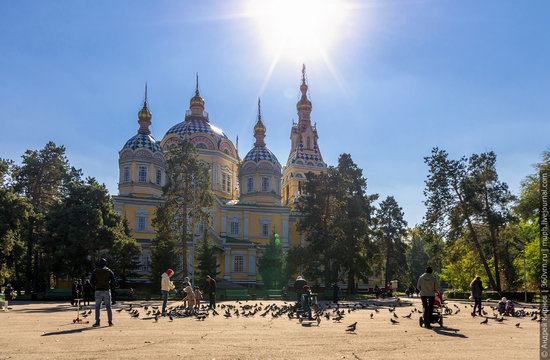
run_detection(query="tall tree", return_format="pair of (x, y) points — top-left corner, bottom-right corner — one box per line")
(45, 177), (137, 280)
(105, 219), (141, 286)
(0, 159), (31, 288)
(13, 142), (81, 292)
(162, 138), (213, 281)
(150, 203), (179, 291)
(258, 233), (286, 289)
(195, 236), (220, 288)
(423, 148), (499, 291)
(374, 196), (408, 287)
(406, 227), (429, 286)
(297, 167), (343, 287)
(334, 154), (377, 293)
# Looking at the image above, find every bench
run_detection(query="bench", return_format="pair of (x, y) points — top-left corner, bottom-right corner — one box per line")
(43, 288), (73, 301)
(267, 289), (282, 299)
(225, 289), (250, 300)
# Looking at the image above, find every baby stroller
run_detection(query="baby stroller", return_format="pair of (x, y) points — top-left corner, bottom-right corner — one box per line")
(419, 291), (444, 328)
(297, 293), (318, 322)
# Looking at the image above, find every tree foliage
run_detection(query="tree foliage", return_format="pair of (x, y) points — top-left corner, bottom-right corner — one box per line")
(258, 233), (286, 289)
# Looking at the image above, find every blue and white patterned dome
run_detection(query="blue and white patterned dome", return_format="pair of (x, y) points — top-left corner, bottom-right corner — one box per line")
(243, 146), (280, 165)
(122, 133), (162, 153)
(165, 117), (228, 141)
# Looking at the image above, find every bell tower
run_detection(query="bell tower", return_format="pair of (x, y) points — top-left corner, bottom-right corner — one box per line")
(281, 65), (327, 207)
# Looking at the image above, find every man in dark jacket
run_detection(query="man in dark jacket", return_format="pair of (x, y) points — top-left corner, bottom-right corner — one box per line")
(470, 276), (483, 316)
(205, 275), (216, 309)
(90, 258), (117, 327)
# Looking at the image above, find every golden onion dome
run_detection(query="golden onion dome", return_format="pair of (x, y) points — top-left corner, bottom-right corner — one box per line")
(190, 91), (205, 108)
(138, 102), (152, 120)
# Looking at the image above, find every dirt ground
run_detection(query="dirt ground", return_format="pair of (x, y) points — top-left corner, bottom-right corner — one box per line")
(0, 298), (539, 360)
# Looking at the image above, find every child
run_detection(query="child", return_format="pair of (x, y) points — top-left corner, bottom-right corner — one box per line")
(194, 286), (203, 309)
(183, 282), (195, 310)
(505, 300), (515, 316)
(498, 297), (507, 315)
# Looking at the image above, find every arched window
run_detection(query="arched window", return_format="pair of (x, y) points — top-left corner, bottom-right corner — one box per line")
(261, 177), (270, 192)
(247, 177), (254, 193)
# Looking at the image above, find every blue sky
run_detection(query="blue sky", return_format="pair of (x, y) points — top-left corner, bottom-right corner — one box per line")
(1, 0), (549, 226)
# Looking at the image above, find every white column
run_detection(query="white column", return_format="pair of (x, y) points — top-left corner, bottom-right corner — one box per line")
(221, 210), (227, 237)
(224, 248), (231, 280)
(244, 211), (249, 240)
(248, 249), (256, 284)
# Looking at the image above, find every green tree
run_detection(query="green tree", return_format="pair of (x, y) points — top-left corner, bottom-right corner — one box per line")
(162, 138), (213, 280)
(258, 233), (286, 289)
(297, 167), (344, 287)
(423, 148), (499, 291)
(406, 227), (429, 286)
(334, 153), (377, 293)
(374, 196), (408, 287)
(45, 178), (135, 280)
(150, 203), (179, 291)
(196, 235), (220, 288)
(13, 142), (81, 292)
(0, 159), (31, 288)
(105, 220), (141, 286)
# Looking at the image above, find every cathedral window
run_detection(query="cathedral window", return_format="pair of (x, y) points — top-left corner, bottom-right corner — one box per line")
(261, 177), (270, 192)
(138, 165), (147, 183)
(137, 215), (147, 231)
(139, 252), (151, 272)
(227, 176), (232, 194)
(233, 255), (244, 273)
(230, 219), (240, 235)
(261, 223), (270, 237)
(123, 166), (130, 183)
(155, 168), (162, 186)
(247, 177), (254, 193)
(222, 174), (227, 192)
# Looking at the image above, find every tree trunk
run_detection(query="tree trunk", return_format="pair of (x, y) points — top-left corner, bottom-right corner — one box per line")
(25, 218), (35, 293)
(347, 268), (355, 294)
(452, 181), (498, 291)
(181, 203), (188, 281)
(484, 187), (502, 292)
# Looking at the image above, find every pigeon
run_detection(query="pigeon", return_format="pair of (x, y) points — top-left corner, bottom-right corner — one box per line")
(154, 315), (159, 322)
(370, 313), (374, 319)
(495, 317), (504, 323)
(390, 318), (399, 325)
(169, 313), (174, 321)
(116, 308), (124, 313)
(480, 318), (488, 324)
(515, 323), (521, 328)
(317, 316), (321, 326)
(403, 313), (412, 319)
(393, 313), (399, 319)
(346, 322), (357, 333)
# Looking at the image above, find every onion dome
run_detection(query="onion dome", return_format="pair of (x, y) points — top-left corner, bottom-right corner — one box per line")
(189, 73), (205, 110)
(121, 84), (162, 153)
(242, 99), (280, 166)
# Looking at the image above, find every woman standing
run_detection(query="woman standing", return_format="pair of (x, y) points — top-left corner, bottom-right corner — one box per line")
(470, 276), (483, 316)
(161, 269), (174, 316)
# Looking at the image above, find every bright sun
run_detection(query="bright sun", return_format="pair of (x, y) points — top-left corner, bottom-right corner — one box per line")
(247, 0), (349, 62)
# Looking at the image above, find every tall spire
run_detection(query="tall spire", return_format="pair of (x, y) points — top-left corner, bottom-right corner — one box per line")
(297, 64), (312, 121)
(254, 98), (266, 146)
(195, 72), (200, 96)
(138, 82), (152, 134)
(189, 72), (206, 116)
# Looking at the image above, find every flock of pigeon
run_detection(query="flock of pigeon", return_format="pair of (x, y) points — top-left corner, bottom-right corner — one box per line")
(78, 299), (542, 333)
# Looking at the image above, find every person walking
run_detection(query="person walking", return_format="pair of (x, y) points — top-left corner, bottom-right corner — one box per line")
(470, 276), (483, 316)
(294, 276), (307, 305)
(161, 268), (174, 316)
(83, 280), (93, 306)
(417, 266), (438, 329)
(204, 275), (216, 309)
(90, 258), (117, 327)
(332, 282), (340, 304)
(71, 280), (79, 306)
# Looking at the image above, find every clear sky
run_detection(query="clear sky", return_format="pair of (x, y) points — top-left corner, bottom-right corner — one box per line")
(1, 0), (549, 226)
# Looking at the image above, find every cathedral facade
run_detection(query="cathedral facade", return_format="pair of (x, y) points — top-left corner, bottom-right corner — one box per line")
(113, 68), (327, 285)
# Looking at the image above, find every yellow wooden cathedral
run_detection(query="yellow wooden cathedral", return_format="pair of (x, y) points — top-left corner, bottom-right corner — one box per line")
(113, 67), (327, 285)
